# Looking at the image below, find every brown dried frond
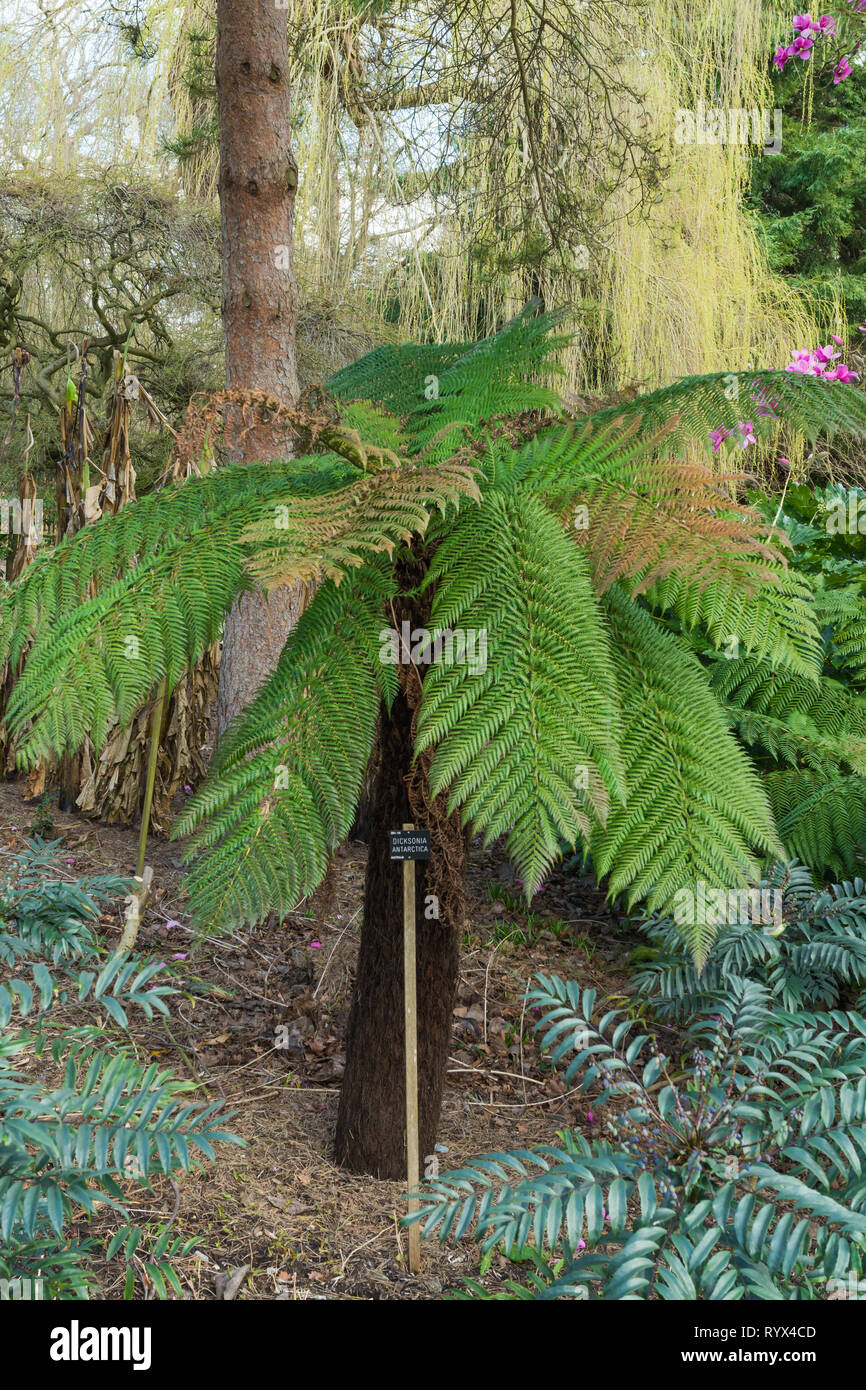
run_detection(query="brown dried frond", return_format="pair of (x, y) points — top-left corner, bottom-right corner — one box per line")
(169, 386), (340, 478)
(246, 460), (482, 590)
(572, 457), (790, 596)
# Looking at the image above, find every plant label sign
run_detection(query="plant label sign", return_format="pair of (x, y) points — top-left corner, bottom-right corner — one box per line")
(389, 829), (431, 861)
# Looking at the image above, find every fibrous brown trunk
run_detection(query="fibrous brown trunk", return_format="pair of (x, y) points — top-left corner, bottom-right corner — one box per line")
(215, 0), (301, 734)
(335, 569), (468, 1178)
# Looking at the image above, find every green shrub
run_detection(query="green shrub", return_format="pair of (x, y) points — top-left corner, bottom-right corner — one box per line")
(0, 840), (241, 1299)
(412, 973), (866, 1299)
(635, 860), (866, 1019)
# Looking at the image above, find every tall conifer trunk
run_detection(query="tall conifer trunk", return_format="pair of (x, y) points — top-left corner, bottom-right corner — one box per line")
(214, 9), (463, 1178)
(215, 0), (301, 734)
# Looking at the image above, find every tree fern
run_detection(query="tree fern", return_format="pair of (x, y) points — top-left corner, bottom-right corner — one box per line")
(415, 489), (626, 896)
(8, 308), (866, 960)
(591, 587), (782, 961)
(173, 562), (397, 930)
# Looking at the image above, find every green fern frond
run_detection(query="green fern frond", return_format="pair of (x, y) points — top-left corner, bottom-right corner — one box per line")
(728, 706), (866, 773)
(3, 460), (477, 770)
(333, 400), (410, 456)
(415, 490), (625, 896)
(403, 306), (569, 461)
(582, 369), (866, 457)
(0, 456), (355, 672)
(173, 563), (395, 931)
(327, 340), (472, 416)
(646, 569), (823, 678)
(817, 587), (866, 688)
(591, 587), (783, 959)
(710, 656), (866, 737)
(766, 770), (866, 877)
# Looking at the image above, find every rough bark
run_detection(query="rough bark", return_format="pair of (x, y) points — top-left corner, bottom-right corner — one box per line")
(334, 684), (464, 1178)
(215, 0), (301, 734)
(335, 564), (468, 1178)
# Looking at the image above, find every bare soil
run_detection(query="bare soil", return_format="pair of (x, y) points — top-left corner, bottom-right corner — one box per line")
(0, 780), (640, 1301)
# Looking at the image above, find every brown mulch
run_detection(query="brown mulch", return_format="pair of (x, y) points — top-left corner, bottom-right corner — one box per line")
(0, 780), (642, 1301)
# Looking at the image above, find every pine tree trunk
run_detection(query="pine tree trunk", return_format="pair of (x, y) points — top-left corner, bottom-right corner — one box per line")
(215, 0), (301, 734)
(335, 569), (468, 1178)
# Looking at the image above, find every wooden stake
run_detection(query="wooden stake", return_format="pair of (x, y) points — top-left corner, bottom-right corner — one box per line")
(403, 820), (421, 1274)
(136, 679), (166, 879)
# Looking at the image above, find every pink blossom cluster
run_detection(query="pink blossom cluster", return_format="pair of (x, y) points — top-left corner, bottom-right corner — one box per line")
(785, 338), (860, 382)
(709, 340), (858, 454)
(710, 421), (757, 453)
(773, 13), (852, 81)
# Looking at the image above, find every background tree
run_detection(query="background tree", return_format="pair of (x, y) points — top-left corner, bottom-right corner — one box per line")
(749, 40), (866, 337)
(213, 0), (303, 733)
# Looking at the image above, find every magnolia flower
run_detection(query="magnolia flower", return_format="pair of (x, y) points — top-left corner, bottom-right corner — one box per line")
(828, 363), (859, 382)
(834, 56), (853, 82)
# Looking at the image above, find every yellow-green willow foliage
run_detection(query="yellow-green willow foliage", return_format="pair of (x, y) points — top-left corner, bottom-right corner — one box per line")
(595, 0), (832, 390)
(0, 0), (837, 398)
(383, 0), (831, 394)
(0, 0), (181, 178)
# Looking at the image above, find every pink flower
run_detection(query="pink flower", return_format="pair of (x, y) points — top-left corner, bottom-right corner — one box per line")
(577, 1239), (586, 1250)
(737, 420), (756, 449)
(171, 952), (187, 960)
(709, 426), (730, 453)
(816, 13), (838, 31)
(773, 45), (790, 70)
(792, 13), (813, 30)
(834, 56), (853, 82)
(311, 940), (322, 948)
(831, 334), (844, 345)
(587, 1111), (594, 1122)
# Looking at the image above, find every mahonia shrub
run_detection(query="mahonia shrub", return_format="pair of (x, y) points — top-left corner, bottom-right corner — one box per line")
(411, 974), (866, 1299)
(0, 840), (241, 1299)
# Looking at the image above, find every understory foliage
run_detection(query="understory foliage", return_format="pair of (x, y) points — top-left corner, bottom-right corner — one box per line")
(0, 840), (239, 1298)
(4, 308), (866, 960)
(411, 973), (866, 1300)
(636, 861), (866, 1019)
